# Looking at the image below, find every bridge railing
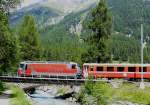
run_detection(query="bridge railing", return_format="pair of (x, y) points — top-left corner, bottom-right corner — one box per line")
(1, 72), (17, 77)
(0, 72), (117, 83)
(0, 72), (81, 80)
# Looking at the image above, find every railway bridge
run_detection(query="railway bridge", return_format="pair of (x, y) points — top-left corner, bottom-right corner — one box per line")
(1, 74), (150, 90)
(0, 74), (107, 85)
(0, 75), (108, 93)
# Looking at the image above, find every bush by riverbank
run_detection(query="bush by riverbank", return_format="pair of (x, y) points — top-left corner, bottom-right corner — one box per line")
(0, 82), (5, 94)
(10, 86), (32, 105)
(76, 81), (150, 105)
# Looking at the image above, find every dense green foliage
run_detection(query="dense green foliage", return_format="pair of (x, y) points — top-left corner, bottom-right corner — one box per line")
(77, 81), (150, 105)
(39, 0), (112, 64)
(76, 81), (112, 105)
(107, 33), (141, 63)
(0, 1), (42, 73)
(1, 0), (150, 73)
(40, 10), (89, 64)
(107, 0), (150, 63)
(18, 15), (42, 61)
(81, 0), (150, 63)
(0, 9), (19, 73)
(0, 82), (4, 93)
(83, 0), (112, 63)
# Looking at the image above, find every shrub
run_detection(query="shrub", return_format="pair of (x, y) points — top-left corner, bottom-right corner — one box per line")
(0, 82), (4, 92)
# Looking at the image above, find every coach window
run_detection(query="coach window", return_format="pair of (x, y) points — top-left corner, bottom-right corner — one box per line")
(128, 67), (136, 72)
(97, 67), (103, 71)
(117, 67), (124, 72)
(90, 66), (94, 71)
(139, 67), (147, 72)
(107, 67), (114, 72)
(72, 64), (76, 69)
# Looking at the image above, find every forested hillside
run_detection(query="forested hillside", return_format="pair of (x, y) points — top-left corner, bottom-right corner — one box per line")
(107, 0), (150, 63)
(10, 1), (97, 65)
(9, 0), (150, 66)
(39, 0), (150, 63)
(40, 8), (92, 64)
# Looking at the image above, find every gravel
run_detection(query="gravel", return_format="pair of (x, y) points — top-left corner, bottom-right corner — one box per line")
(0, 90), (12, 105)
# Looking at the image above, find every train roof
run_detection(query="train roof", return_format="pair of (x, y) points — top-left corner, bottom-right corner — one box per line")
(20, 61), (77, 64)
(83, 63), (150, 67)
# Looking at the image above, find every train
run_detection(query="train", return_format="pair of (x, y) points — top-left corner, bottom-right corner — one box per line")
(83, 63), (150, 79)
(17, 61), (81, 78)
(18, 61), (150, 79)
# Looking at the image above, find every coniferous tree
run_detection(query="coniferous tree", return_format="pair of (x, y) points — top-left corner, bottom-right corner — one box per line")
(0, 11), (19, 73)
(86, 0), (112, 63)
(18, 15), (42, 61)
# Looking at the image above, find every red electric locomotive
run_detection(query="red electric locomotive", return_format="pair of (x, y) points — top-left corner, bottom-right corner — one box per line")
(18, 61), (81, 78)
(83, 63), (150, 79)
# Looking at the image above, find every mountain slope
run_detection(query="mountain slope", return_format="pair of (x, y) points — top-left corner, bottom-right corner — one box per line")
(107, 0), (150, 62)
(40, 0), (98, 13)
(10, 0), (98, 28)
(10, 5), (61, 27)
(40, 5), (93, 42)
(10, 0), (150, 63)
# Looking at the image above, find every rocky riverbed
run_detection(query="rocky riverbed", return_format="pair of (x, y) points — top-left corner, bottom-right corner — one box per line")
(26, 81), (149, 105)
(29, 85), (80, 105)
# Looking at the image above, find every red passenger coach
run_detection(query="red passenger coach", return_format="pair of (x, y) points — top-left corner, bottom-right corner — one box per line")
(18, 61), (81, 78)
(83, 63), (150, 79)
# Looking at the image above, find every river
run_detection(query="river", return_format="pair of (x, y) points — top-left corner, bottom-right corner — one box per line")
(30, 90), (79, 105)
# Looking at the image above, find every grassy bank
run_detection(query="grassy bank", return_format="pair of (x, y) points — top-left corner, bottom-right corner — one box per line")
(10, 86), (32, 105)
(114, 83), (150, 104)
(77, 81), (150, 105)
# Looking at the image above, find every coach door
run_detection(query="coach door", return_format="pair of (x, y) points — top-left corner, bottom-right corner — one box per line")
(83, 65), (89, 78)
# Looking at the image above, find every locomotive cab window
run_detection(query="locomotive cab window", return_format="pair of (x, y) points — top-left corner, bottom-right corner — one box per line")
(128, 67), (136, 72)
(19, 64), (26, 70)
(107, 67), (114, 72)
(117, 67), (124, 72)
(97, 67), (103, 71)
(139, 67), (147, 72)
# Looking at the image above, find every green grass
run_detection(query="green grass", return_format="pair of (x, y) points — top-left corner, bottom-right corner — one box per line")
(57, 87), (66, 95)
(10, 86), (32, 105)
(79, 81), (150, 105)
(114, 83), (150, 104)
